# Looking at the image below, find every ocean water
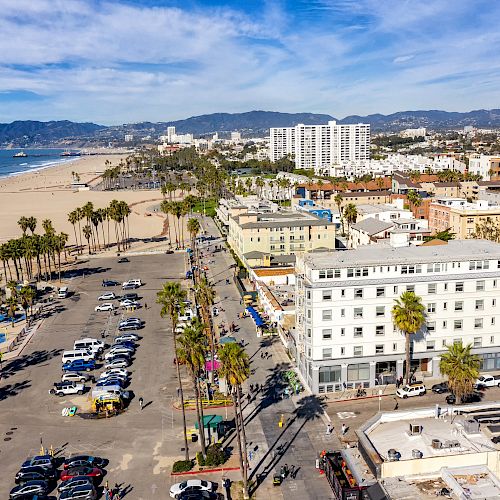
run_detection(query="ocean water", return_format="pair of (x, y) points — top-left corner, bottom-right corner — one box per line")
(0, 149), (79, 178)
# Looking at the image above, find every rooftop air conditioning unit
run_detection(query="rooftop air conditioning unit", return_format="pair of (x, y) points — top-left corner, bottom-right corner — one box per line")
(409, 423), (423, 436)
(412, 449), (423, 459)
(464, 419), (480, 434)
(431, 439), (442, 449)
(387, 449), (399, 461)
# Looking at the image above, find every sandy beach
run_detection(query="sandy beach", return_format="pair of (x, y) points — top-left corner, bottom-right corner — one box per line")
(0, 155), (186, 250)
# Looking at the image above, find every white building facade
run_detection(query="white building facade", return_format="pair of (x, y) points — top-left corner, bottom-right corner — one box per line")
(269, 120), (370, 170)
(295, 240), (500, 394)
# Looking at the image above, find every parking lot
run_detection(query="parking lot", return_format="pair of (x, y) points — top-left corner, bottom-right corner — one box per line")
(0, 252), (193, 499)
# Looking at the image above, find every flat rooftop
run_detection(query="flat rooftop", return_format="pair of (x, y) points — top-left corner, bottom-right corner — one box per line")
(302, 239), (500, 269)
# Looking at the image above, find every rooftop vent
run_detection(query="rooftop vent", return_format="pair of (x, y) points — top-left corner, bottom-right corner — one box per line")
(412, 449), (423, 459)
(387, 449), (400, 461)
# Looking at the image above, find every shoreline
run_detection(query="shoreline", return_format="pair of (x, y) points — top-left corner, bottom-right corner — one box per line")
(1, 156), (81, 179)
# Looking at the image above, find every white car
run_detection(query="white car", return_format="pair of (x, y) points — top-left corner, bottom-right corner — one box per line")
(99, 368), (129, 379)
(396, 383), (426, 399)
(98, 292), (116, 301)
(115, 334), (139, 343)
(49, 381), (85, 397)
(169, 479), (216, 498)
(104, 358), (130, 369)
(104, 348), (134, 360)
(95, 303), (114, 312)
(120, 299), (140, 308)
(123, 278), (142, 286)
(61, 372), (93, 384)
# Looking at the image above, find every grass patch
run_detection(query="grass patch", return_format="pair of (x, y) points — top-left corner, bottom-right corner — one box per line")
(192, 198), (217, 217)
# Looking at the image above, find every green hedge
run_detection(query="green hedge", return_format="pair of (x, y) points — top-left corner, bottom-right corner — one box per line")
(204, 444), (226, 467)
(172, 459), (194, 473)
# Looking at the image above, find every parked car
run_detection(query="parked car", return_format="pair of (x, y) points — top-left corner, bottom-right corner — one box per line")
(122, 282), (139, 290)
(63, 455), (107, 470)
(49, 381), (85, 397)
(60, 466), (103, 482)
(59, 483), (97, 500)
(20, 456), (54, 470)
(62, 372), (94, 384)
(475, 374), (500, 388)
(96, 378), (126, 388)
(95, 303), (114, 312)
(15, 466), (57, 484)
(118, 322), (142, 331)
(121, 293), (138, 301)
(431, 381), (449, 394)
(446, 392), (482, 405)
(111, 340), (136, 349)
(101, 280), (119, 287)
(120, 299), (140, 308)
(118, 257), (129, 263)
(98, 292), (116, 301)
(99, 368), (128, 379)
(178, 490), (218, 500)
(120, 317), (142, 324)
(396, 383), (426, 399)
(58, 476), (94, 492)
(10, 480), (49, 499)
(115, 333), (139, 343)
(123, 278), (142, 286)
(62, 359), (96, 373)
(104, 358), (130, 369)
(170, 480), (217, 499)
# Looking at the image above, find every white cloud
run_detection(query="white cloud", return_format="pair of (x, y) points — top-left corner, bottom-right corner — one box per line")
(393, 55), (414, 64)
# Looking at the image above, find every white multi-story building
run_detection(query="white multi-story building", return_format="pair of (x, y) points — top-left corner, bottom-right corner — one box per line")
(400, 127), (426, 139)
(269, 121), (370, 170)
(161, 126), (194, 145)
(469, 154), (500, 180)
(295, 239), (500, 394)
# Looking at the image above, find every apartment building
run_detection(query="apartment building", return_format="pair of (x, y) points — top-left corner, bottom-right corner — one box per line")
(227, 210), (336, 267)
(269, 120), (370, 170)
(295, 239), (500, 394)
(429, 198), (500, 237)
(469, 154), (500, 181)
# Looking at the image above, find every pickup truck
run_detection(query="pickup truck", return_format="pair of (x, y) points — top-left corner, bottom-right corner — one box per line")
(475, 374), (500, 388)
(62, 359), (96, 372)
(49, 381), (85, 397)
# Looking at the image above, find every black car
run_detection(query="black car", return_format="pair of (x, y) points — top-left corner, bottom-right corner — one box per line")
(15, 466), (58, 484)
(59, 483), (97, 499)
(10, 480), (48, 499)
(431, 381), (449, 394)
(102, 280), (119, 287)
(446, 392), (482, 405)
(118, 257), (129, 263)
(63, 455), (107, 470)
(122, 293), (139, 301)
(58, 476), (93, 493)
(178, 489), (218, 500)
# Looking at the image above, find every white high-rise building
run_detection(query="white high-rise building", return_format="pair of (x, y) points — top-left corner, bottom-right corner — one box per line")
(269, 120), (370, 169)
(294, 240), (500, 394)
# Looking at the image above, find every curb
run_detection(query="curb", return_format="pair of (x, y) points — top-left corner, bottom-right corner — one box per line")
(171, 466), (240, 476)
(326, 392), (396, 403)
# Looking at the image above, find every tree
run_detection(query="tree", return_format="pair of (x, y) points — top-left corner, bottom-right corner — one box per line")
(407, 190), (422, 208)
(392, 291), (426, 384)
(333, 193), (344, 235)
(19, 285), (35, 320)
(17, 216), (29, 235)
(82, 225), (92, 254)
(6, 295), (18, 326)
(157, 282), (190, 461)
(440, 342), (480, 401)
(343, 203), (358, 245)
(424, 228), (455, 242)
(218, 342), (250, 499)
(176, 318), (208, 457)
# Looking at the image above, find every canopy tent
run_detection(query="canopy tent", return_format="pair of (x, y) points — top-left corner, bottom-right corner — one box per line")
(194, 414), (223, 430)
(246, 306), (265, 327)
(205, 359), (221, 371)
(219, 336), (237, 345)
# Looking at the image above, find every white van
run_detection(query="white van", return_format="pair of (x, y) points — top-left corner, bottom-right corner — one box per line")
(74, 338), (104, 355)
(58, 287), (69, 299)
(396, 383), (426, 399)
(61, 349), (95, 364)
(92, 387), (130, 400)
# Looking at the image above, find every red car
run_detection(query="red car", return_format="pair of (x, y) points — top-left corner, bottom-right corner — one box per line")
(60, 466), (103, 482)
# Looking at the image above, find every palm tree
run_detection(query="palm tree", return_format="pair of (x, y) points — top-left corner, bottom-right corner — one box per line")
(0, 243), (12, 282)
(19, 285), (35, 320)
(82, 225), (92, 254)
(68, 211), (80, 252)
(392, 291), (426, 384)
(17, 216), (29, 235)
(6, 295), (18, 326)
(26, 216), (37, 235)
(176, 318), (208, 457)
(54, 233), (68, 282)
(160, 200), (174, 249)
(333, 193), (344, 235)
(343, 203), (358, 245)
(440, 342), (480, 402)
(218, 343), (250, 499)
(407, 190), (422, 209)
(187, 218), (201, 268)
(156, 282), (190, 461)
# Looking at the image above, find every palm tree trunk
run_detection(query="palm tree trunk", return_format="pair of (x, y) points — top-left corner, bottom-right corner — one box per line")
(405, 332), (411, 385)
(232, 392), (248, 498)
(57, 251), (62, 283)
(193, 375), (207, 457)
(72, 224), (78, 253)
(174, 332), (190, 461)
(12, 258), (20, 281)
(77, 220), (83, 254)
(236, 388), (249, 490)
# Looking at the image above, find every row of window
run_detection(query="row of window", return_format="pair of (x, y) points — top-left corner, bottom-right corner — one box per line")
(316, 260), (495, 279)
(312, 279), (494, 302)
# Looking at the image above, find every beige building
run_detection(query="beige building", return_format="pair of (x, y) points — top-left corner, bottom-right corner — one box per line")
(227, 210), (336, 267)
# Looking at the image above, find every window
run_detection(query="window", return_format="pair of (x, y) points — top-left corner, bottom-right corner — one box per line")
(375, 325), (385, 336)
(406, 285), (415, 293)
(340, 328), (345, 336)
(393, 343), (397, 351)
(443, 302), (447, 310)
(307, 329), (312, 338)
(376, 306), (385, 317)
(322, 329), (332, 340)
(491, 336), (495, 344)
(427, 341), (435, 351)
(494, 280), (497, 288)
(477, 280), (485, 292)
(334, 269), (341, 278)
(453, 338), (462, 345)
(322, 348), (332, 359)
(401, 264), (422, 274)
(322, 290), (332, 301)
(474, 337), (482, 348)
(340, 347), (345, 355)
(442, 320), (447, 329)
(375, 345), (384, 354)
(474, 318), (483, 329)
(476, 300), (484, 310)
(319, 365), (341, 384)
(306, 291), (311, 299)
(341, 289), (345, 297)
(470, 260), (489, 270)
(454, 320), (463, 330)
(353, 347), (363, 357)
(442, 339), (447, 347)
(492, 317), (496, 326)
(327, 269), (334, 278)
(428, 284), (437, 294)
(319, 270), (326, 279)
(322, 309), (332, 321)
(347, 362), (369, 379)
(494, 299), (497, 307)
(427, 303), (436, 313)
(354, 307), (363, 319)
(340, 309), (345, 317)
(307, 309), (312, 319)
(347, 267), (368, 277)
(454, 301), (463, 312)
(455, 282), (464, 292)
(393, 286), (398, 294)
(444, 283), (448, 291)
(354, 327), (363, 337)
(354, 288), (363, 298)
(427, 321), (436, 332)
(376, 287), (385, 297)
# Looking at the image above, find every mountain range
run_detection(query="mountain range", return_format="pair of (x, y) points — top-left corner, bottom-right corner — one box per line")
(2, 109), (500, 145)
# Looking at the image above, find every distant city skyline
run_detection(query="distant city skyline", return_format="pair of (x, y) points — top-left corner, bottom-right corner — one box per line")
(1, 0), (499, 125)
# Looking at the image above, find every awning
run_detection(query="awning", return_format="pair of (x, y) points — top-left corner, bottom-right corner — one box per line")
(220, 336), (237, 345)
(195, 414), (223, 430)
(205, 360), (221, 371)
(246, 306), (265, 327)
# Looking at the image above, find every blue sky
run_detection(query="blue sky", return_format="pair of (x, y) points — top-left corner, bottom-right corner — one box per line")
(0, 0), (499, 124)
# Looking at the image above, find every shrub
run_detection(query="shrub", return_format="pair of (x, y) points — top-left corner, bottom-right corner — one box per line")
(172, 460), (194, 473)
(204, 443), (226, 467)
(196, 451), (205, 467)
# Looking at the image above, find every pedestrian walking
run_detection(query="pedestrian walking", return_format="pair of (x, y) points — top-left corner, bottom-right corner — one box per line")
(289, 464), (295, 478)
(284, 464), (289, 477)
(139, 397), (144, 410)
(260, 351), (264, 359)
(394, 398), (399, 410)
(255, 383), (260, 392)
(250, 383), (254, 392)
(341, 423), (347, 435)
(399, 376), (403, 387)
(326, 423), (332, 435)
(144, 303), (148, 310)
